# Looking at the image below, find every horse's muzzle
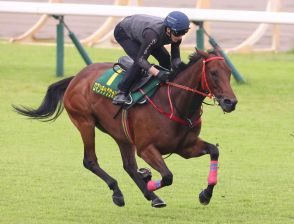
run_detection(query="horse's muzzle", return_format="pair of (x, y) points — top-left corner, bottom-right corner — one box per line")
(218, 97), (238, 113)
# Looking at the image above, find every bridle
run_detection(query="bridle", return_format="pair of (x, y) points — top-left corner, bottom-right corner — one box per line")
(167, 56), (224, 99)
(141, 56), (225, 128)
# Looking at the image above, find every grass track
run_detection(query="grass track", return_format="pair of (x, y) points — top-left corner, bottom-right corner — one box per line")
(0, 42), (293, 224)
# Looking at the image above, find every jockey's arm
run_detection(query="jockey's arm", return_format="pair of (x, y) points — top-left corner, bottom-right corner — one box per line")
(148, 65), (160, 76)
(136, 29), (161, 76)
(171, 40), (182, 70)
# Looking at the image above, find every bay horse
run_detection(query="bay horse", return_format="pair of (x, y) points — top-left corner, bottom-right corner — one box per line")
(13, 49), (237, 208)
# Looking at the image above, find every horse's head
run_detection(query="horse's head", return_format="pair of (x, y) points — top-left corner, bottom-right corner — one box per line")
(197, 50), (238, 113)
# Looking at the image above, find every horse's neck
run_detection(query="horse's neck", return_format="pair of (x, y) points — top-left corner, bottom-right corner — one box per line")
(172, 61), (204, 118)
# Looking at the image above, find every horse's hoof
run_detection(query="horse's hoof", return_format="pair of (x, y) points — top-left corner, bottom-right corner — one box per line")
(137, 168), (152, 183)
(151, 197), (166, 208)
(112, 195), (125, 207)
(199, 190), (211, 205)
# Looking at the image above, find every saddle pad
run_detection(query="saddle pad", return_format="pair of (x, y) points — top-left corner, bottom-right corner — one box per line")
(92, 66), (160, 104)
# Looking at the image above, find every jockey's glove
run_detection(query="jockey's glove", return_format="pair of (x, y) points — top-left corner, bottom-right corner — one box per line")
(157, 70), (171, 82)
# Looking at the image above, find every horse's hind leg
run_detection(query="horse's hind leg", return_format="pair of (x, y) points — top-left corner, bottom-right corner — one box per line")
(117, 142), (166, 207)
(68, 114), (125, 207)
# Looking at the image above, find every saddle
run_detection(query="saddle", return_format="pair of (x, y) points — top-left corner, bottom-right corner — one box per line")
(92, 56), (168, 108)
(114, 56), (167, 92)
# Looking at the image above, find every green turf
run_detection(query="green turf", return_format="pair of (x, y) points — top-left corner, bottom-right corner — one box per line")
(0, 42), (293, 224)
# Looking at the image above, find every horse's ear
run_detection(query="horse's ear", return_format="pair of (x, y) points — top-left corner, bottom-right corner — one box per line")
(195, 47), (200, 55)
(214, 48), (222, 57)
(194, 47), (209, 59)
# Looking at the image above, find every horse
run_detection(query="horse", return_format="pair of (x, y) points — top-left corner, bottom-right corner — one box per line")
(13, 49), (237, 208)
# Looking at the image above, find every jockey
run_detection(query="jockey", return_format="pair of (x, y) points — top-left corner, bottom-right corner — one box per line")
(112, 11), (190, 104)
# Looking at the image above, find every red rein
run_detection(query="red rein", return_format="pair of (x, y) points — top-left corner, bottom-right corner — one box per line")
(142, 56), (225, 128)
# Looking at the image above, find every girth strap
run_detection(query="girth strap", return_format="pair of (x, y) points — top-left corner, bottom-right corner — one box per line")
(121, 109), (135, 144)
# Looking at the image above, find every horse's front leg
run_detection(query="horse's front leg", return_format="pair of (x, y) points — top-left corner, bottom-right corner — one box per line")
(137, 144), (174, 207)
(117, 142), (165, 208)
(177, 138), (219, 205)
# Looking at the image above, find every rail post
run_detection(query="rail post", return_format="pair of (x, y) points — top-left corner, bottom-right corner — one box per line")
(55, 15), (64, 77)
(53, 15), (93, 77)
(193, 21), (205, 50)
(64, 22), (93, 65)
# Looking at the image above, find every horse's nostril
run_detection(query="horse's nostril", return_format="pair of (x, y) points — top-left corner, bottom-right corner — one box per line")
(223, 99), (232, 105)
(221, 98), (237, 112)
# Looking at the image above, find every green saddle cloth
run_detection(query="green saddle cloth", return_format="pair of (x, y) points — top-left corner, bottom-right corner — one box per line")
(92, 66), (160, 105)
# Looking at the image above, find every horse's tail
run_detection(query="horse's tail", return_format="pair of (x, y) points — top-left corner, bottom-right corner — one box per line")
(13, 76), (74, 122)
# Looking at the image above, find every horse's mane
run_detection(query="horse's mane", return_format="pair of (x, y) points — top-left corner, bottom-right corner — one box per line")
(172, 49), (219, 78)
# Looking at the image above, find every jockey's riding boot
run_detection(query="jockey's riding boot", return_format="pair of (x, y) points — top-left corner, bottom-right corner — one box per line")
(112, 90), (129, 104)
(112, 63), (140, 105)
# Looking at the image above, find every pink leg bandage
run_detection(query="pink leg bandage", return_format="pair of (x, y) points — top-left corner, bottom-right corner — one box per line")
(208, 160), (218, 185)
(147, 180), (162, 191)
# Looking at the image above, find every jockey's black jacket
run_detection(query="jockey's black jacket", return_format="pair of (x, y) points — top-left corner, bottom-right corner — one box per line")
(114, 14), (182, 71)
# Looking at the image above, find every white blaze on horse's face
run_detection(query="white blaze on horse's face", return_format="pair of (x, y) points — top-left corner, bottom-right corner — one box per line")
(207, 59), (238, 113)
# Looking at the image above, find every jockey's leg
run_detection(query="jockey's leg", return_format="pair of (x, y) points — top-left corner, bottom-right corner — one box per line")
(118, 63), (141, 92)
(113, 64), (141, 104)
(138, 145), (173, 193)
(114, 24), (140, 59)
(113, 24), (141, 104)
(176, 138), (219, 205)
(117, 142), (165, 207)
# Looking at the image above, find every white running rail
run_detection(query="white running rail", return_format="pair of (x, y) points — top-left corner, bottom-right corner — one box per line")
(0, 1), (294, 25)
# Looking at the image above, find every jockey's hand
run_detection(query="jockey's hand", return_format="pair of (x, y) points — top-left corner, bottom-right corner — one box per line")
(157, 70), (171, 82)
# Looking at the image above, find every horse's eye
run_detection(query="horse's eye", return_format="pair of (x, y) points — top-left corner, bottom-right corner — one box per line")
(211, 71), (218, 78)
